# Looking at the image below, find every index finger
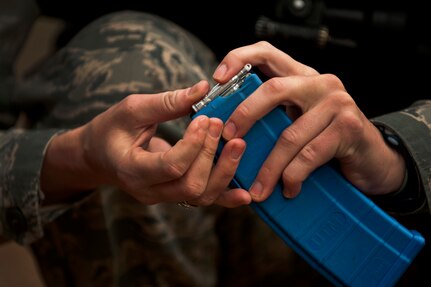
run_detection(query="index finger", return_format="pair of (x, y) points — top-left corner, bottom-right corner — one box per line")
(223, 75), (329, 140)
(213, 41), (318, 84)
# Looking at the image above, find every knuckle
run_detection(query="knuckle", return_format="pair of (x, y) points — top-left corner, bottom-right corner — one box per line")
(235, 102), (252, 119)
(164, 160), (187, 179)
(200, 145), (217, 160)
(198, 196), (217, 207)
(323, 92), (364, 136)
(337, 109), (364, 134)
(303, 66), (319, 76)
(222, 167), (237, 179)
(297, 144), (318, 166)
(226, 46), (242, 59)
(324, 90), (356, 114)
(320, 73), (345, 90)
(162, 90), (177, 112)
(229, 41), (274, 58)
(264, 77), (286, 95)
(119, 94), (139, 114)
(279, 127), (301, 149)
(255, 40), (274, 50)
(182, 179), (206, 199)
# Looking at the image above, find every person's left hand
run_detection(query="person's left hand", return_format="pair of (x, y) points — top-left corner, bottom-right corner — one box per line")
(41, 80), (250, 207)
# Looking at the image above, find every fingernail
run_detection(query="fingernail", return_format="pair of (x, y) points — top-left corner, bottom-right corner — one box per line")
(230, 143), (244, 160)
(283, 186), (299, 198)
(283, 190), (293, 198)
(209, 122), (222, 138)
(223, 121), (237, 139)
(249, 181), (263, 199)
(213, 63), (227, 79)
(187, 81), (201, 97)
(185, 87), (192, 96)
(196, 116), (209, 129)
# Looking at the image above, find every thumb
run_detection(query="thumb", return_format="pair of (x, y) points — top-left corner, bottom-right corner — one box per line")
(138, 80), (210, 123)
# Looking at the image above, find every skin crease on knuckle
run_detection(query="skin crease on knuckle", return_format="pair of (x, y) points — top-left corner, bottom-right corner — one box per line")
(336, 109), (365, 143)
(199, 142), (218, 161)
(297, 143), (321, 169)
(278, 127), (303, 152)
(161, 90), (179, 114)
(320, 73), (346, 91)
(198, 195), (218, 207)
(197, 144), (243, 206)
(181, 176), (207, 200)
(263, 77), (287, 100)
(325, 93), (365, 148)
(220, 158), (238, 179)
(234, 102), (253, 126)
(200, 165), (235, 206)
(161, 152), (189, 179)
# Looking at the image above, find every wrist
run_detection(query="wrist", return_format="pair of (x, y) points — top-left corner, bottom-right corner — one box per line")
(376, 141), (407, 195)
(368, 125), (427, 214)
(40, 126), (99, 204)
(351, 124), (406, 195)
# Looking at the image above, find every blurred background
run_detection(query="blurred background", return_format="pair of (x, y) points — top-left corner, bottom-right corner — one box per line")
(1, 0), (431, 286)
(36, 0), (431, 118)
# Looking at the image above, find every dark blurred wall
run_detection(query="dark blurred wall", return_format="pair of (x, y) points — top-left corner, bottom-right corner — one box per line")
(36, 0), (431, 114)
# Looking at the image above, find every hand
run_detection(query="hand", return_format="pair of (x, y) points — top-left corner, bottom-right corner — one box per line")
(212, 41), (406, 201)
(41, 81), (250, 207)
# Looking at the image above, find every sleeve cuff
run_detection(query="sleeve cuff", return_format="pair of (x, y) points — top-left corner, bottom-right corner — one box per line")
(370, 104), (431, 215)
(1, 128), (62, 244)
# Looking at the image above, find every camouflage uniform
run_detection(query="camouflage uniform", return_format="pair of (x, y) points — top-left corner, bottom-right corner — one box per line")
(1, 1), (431, 287)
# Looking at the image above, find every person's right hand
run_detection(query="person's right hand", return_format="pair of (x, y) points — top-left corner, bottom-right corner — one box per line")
(41, 81), (250, 207)
(212, 41), (406, 202)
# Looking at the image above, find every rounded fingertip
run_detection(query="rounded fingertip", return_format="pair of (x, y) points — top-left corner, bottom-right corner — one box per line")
(222, 121), (237, 140)
(209, 117), (224, 129)
(187, 80), (210, 98)
(283, 190), (294, 199)
(216, 189), (252, 208)
(283, 187), (300, 199)
(230, 141), (245, 160)
(213, 63), (227, 81)
(194, 115), (209, 130)
(243, 194), (253, 205)
(235, 191), (253, 206)
(249, 181), (264, 201)
(208, 119), (223, 138)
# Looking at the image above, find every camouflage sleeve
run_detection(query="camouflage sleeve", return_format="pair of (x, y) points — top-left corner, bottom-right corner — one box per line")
(0, 128), (69, 244)
(370, 100), (431, 215)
